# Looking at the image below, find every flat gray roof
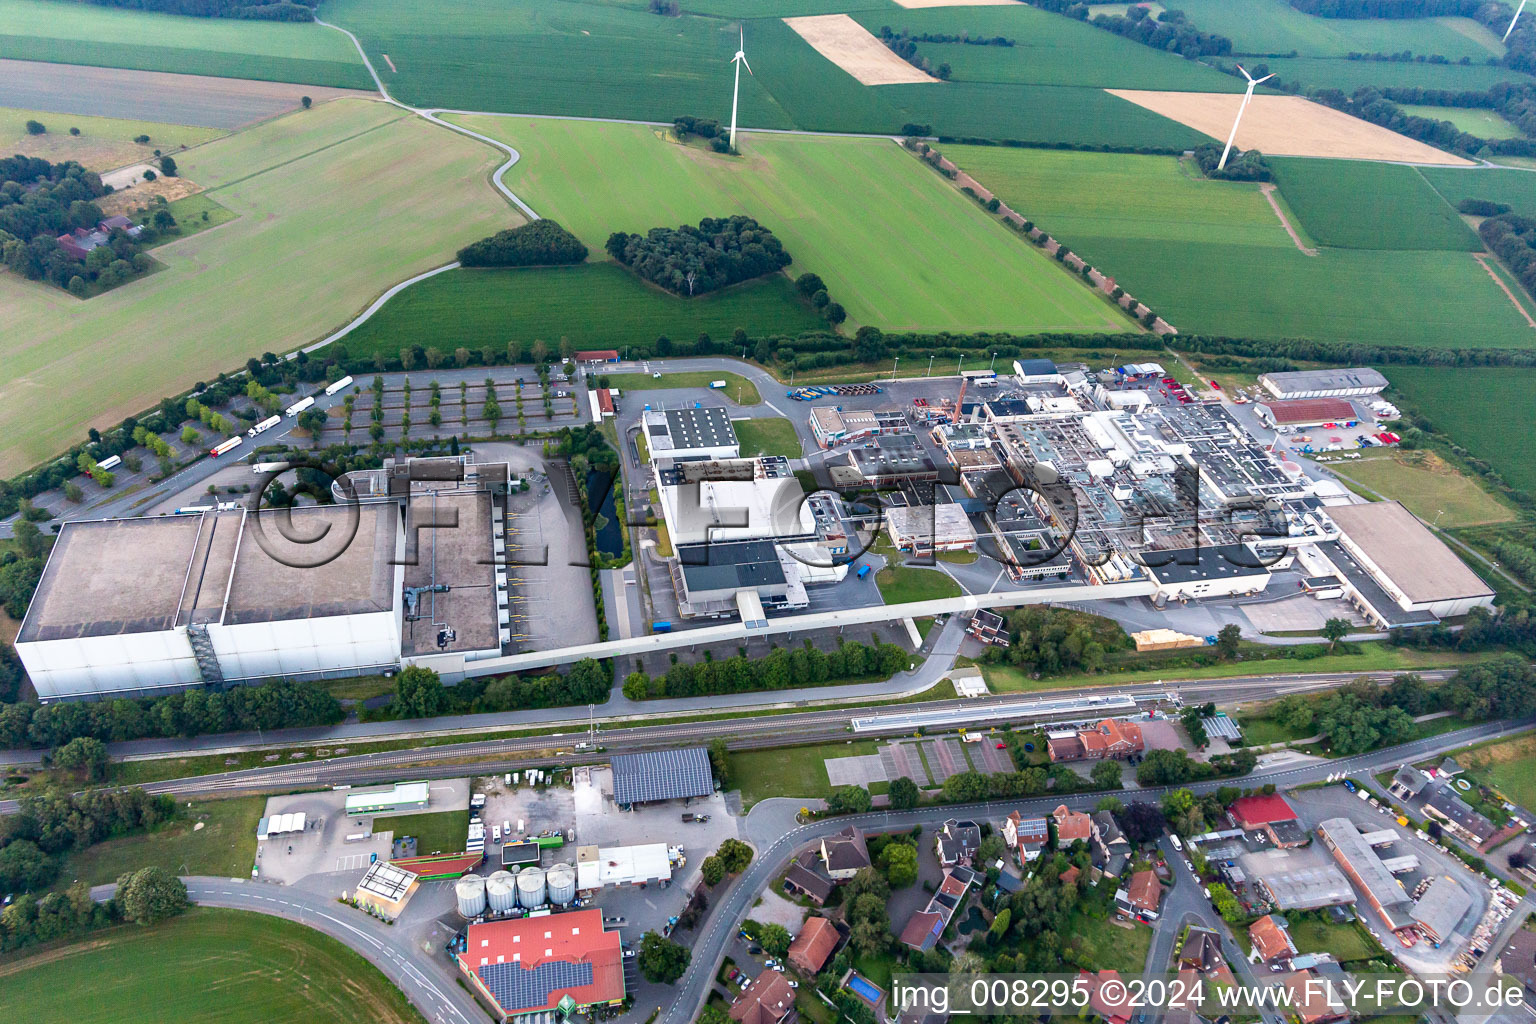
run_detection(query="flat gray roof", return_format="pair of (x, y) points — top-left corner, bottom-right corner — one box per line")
(1412, 875), (1473, 940)
(400, 490), (499, 656)
(657, 406), (737, 452)
(225, 503), (398, 625)
(1259, 368), (1388, 394)
(1328, 501), (1493, 605)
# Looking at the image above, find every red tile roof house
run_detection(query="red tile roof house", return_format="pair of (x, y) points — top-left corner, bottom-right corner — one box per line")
(1281, 969), (1348, 1024)
(457, 909), (625, 1023)
(1083, 970), (1133, 1024)
(731, 971), (798, 1024)
(1228, 793), (1307, 848)
(574, 350), (620, 363)
(1001, 811), (1049, 862)
(1117, 869), (1163, 920)
(1048, 719), (1144, 762)
(1249, 914), (1297, 963)
(1053, 804), (1093, 845)
(788, 916), (839, 975)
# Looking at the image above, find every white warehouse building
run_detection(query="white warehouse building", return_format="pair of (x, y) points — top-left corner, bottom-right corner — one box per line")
(16, 502), (404, 701)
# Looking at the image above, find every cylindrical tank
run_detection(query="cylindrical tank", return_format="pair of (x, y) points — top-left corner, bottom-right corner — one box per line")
(546, 863), (576, 906)
(486, 870), (518, 914)
(517, 866), (547, 908)
(456, 873), (487, 918)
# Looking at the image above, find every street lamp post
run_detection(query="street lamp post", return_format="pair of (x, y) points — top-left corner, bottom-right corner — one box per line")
(927, 354), (934, 377)
(990, 351), (997, 371)
(892, 355), (899, 381)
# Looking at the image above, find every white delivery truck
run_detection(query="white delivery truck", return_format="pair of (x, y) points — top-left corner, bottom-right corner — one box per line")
(324, 375), (355, 396)
(248, 415), (281, 437)
(285, 395), (316, 417)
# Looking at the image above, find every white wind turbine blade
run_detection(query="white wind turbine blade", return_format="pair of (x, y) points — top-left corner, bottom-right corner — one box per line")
(1253, 73), (1274, 86)
(741, 54), (753, 75)
(1237, 63), (1254, 83)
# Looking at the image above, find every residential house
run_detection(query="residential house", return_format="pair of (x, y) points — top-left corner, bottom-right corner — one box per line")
(1053, 804), (1093, 846)
(730, 971), (798, 1024)
(1497, 927), (1536, 995)
(1047, 719), (1144, 762)
(1001, 811), (1048, 863)
(787, 916), (839, 975)
(820, 826), (871, 880)
(1179, 928), (1226, 974)
(1249, 915), (1297, 964)
(1423, 784), (1494, 847)
(782, 849), (833, 905)
(1092, 810), (1130, 878)
(936, 819), (981, 868)
(899, 866), (976, 952)
(1084, 970), (1132, 1024)
(1389, 765), (1433, 801)
(1280, 969), (1347, 1024)
(1059, 865), (1082, 886)
(1116, 869), (1162, 920)
(1228, 793), (1308, 848)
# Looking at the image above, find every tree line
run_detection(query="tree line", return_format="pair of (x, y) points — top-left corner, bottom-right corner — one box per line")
(1288, 0), (1483, 16)
(378, 660), (611, 721)
(0, 787), (175, 893)
(1, 865), (189, 955)
(456, 219), (588, 268)
(606, 216), (792, 297)
(1479, 212), (1536, 307)
(1192, 142), (1273, 182)
(79, 0), (318, 19)
(1033, 1), (1233, 58)
(622, 639), (907, 699)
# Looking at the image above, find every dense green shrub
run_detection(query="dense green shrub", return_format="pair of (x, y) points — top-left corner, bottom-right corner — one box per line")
(457, 219), (588, 268)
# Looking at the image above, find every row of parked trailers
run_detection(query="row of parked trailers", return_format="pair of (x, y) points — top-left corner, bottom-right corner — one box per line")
(785, 383), (883, 401)
(207, 377), (356, 459)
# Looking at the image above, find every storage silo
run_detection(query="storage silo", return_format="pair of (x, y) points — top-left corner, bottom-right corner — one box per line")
(485, 870), (518, 914)
(546, 863), (576, 906)
(516, 865), (547, 908)
(456, 873), (487, 918)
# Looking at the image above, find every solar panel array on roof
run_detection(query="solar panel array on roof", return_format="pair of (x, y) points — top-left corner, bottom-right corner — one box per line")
(481, 959), (593, 1014)
(665, 407), (737, 450)
(610, 747), (713, 805)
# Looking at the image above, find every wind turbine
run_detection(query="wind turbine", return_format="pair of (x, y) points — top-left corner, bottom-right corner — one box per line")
(728, 26), (751, 152)
(1506, 0), (1527, 42)
(1218, 64), (1274, 171)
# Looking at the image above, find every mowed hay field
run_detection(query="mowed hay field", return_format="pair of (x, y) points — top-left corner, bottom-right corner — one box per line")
(0, 908), (427, 1024)
(946, 146), (1536, 349)
(1158, 0), (1503, 60)
(1386, 366), (1536, 495)
(1420, 165), (1536, 219)
(0, 0), (372, 88)
(1269, 158), (1479, 251)
(1339, 451), (1514, 529)
(0, 107), (225, 171)
(462, 116), (1126, 334)
(1460, 734), (1536, 810)
(1399, 105), (1524, 140)
(0, 98), (514, 474)
(340, 264), (826, 360)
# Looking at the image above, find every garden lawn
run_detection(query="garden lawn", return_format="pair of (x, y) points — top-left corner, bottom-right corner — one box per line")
(1336, 451), (1514, 529)
(0, 0), (372, 88)
(0, 106), (225, 170)
(1066, 913), (1153, 974)
(1421, 165), (1536, 219)
(1456, 733), (1536, 809)
(339, 265), (822, 364)
(462, 116), (1125, 334)
(53, 796), (261, 887)
(728, 739), (878, 806)
(0, 907), (426, 1024)
(1270, 157), (1479, 251)
(1387, 366), (1536, 494)
(876, 564), (962, 605)
(379, 809), (470, 855)
(0, 98), (514, 475)
(606, 371), (762, 405)
(1288, 915), (1382, 963)
(1160, 0), (1503, 60)
(946, 146), (1536, 349)
(733, 417), (803, 458)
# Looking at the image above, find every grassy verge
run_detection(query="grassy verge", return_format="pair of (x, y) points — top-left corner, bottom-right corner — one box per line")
(732, 417), (802, 458)
(54, 796), (262, 888)
(728, 740), (878, 806)
(876, 564), (961, 605)
(379, 809), (470, 855)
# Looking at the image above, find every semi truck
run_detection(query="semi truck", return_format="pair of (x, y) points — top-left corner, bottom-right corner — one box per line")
(324, 375), (354, 396)
(209, 436), (243, 457)
(248, 415), (281, 437)
(95, 455), (121, 472)
(251, 461), (290, 474)
(285, 395), (315, 417)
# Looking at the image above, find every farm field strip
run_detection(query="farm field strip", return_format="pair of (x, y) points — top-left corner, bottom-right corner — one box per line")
(1385, 366), (1536, 494)
(1269, 157), (1480, 251)
(0, 103), (226, 170)
(1159, 0), (1503, 60)
(455, 115), (1126, 333)
(0, 97), (515, 475)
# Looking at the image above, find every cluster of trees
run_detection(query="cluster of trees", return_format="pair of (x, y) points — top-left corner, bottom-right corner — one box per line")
(672, 115), (726, 151)
(380, 660), (611, 721)
(0, 788), (175, 893)
(0, 155), (152, 294)
(0, 539), (45, 618)
(1479, 212), (1536, 306)
(0, 678), (344, 749)
(962, 846), (1121, 973)
(1136, 746), (1258, 786)
(1, 866), (188, 954)
(1460, 198), (1513, 217)
(700, 838), (754, 886)
(1287, 0), (1483, 15)
(456, 220), (588, 268)
(621, 640), (907, 699)
(81, 0), (318, 19)
(975, 605), (1134, 678)
(875, 28), (954, 79)
(1192, 142), (1273, 182)
(606, 216), (792, 297)
(878, 27), (1013, 46)
(794, 272), (847, 327)
(637, 931), (691, 983)
(1033, 1), (1233, 58)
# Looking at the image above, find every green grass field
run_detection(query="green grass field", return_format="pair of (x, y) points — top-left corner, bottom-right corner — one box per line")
(0, 0), (372, 88)
(0, 908), (426, 1023)
(1386, 366), (1536, 493)
(54, 796), (261, 887)
(1066, 913), (1153, 975)
(0, 106), (225, 171)
(380, 809), (470, 855)
(1400, 104), (1524, 139)
(1335, 451), (1515, 529)
(462, 116), (1126, 334)
(1457, 733), (1536, 809)
(733, 417), (803, 458)
(339, 264), (823, 363)
(948, 146), (1536, 348)
(0, 98), (514, 475)
(728, 739), (878, 806)
(1270, 157), (1479, 251)
(138, 192), (239, 244)
(1221, 55), (1534, 93)
(1421, 165), (1536, 219)
(1288, 916), (1382, 963)
(606, 370), (762, 404)
(1166, 0), (1503, 60)
(876, 564), (961, 605)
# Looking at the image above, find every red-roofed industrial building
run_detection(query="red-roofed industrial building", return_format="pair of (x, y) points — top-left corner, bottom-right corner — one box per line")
(1256, 398), (1356, 428)
(575, 350), (620, 363)
(1229, 793), (1307, 848)
(456, 909), (625, 1023)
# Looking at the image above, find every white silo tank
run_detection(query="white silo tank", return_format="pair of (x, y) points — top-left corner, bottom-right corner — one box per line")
(546, 863), (576, 906)
(486, 870), (518, 914)
(517, 866), (547, 908)
(456, 873), (487, 918)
